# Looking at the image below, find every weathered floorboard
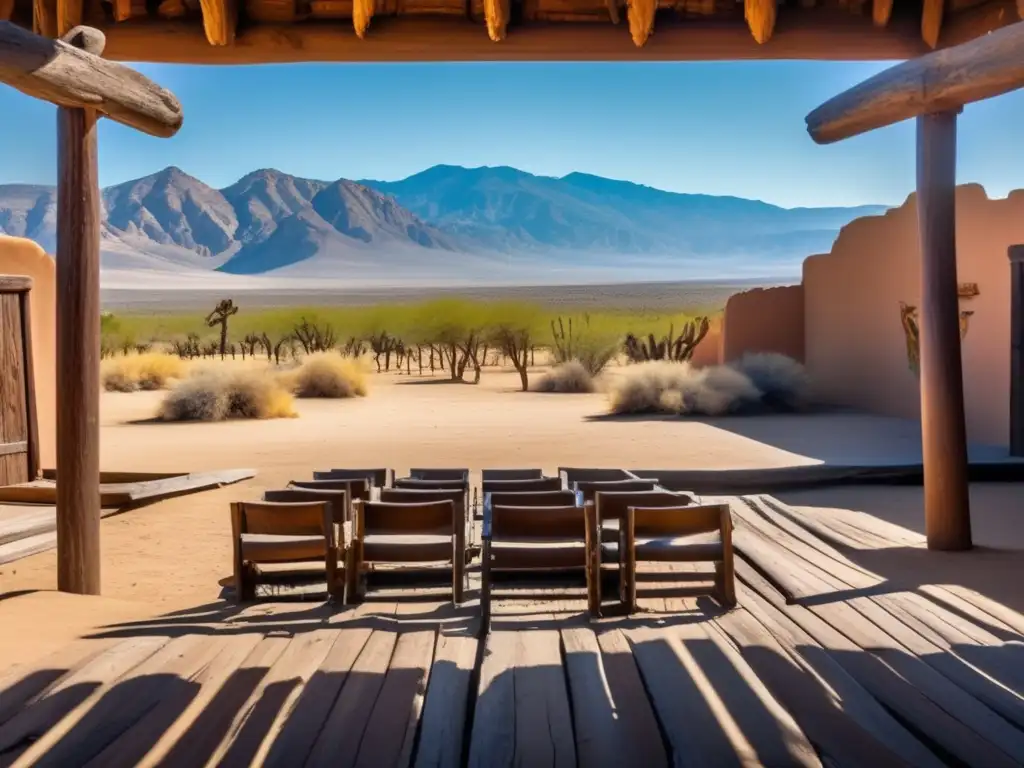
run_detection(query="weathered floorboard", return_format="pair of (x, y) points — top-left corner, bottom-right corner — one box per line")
(414, 627), (479, 768)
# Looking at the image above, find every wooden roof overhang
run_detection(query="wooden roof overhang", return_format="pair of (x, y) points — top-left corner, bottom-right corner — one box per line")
(0, 0), (1020, 63)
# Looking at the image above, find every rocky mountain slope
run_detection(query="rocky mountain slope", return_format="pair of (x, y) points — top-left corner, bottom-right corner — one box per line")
(0, 164), (887, 279)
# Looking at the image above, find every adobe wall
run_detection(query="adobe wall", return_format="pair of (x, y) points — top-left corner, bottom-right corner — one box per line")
(689, 317), (723, 367)
(0, 237), (56, 469)
(803, 184), (1023, 448)
(721, 285), (804, 363)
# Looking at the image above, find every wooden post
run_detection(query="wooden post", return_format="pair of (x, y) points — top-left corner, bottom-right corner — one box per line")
(1009, 245), (1024, 456)
(55, 30), (102, 594)
(916, 109), (972, 551)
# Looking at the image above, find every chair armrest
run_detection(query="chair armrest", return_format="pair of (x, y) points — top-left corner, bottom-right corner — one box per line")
(719, 505), (733, 543)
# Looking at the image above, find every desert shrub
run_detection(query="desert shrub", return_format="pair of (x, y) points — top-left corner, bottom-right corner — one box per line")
(287, 353), (369, 398)
(158, 370), (295, 422)
(607, 359), (789, 416)
(101, 353), (187, 392)
(532, 361), (596, 394)
(549, 315), (619, 376)
(731, 353), (810, 411)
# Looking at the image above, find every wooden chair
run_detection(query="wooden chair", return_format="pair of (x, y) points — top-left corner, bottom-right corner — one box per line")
(314, 468), (394, 488)
(483, 489), (577, 520)
(409, 468), (469, 481)
(482, 504), (597, 630)
(575, 478), (660, 504)
(620, 503), (736, 611)
(348, 499), (466, 604)
(265, 486), (351, 523)
(230, 500), (339, 601)
(558, 467), (635, 488)
(393, 477), (468, 492)
(481, 477), (562, 495)
(379, 487), (469, 533)
(481, 468), (544, 481)
(288, 477), (371, 504)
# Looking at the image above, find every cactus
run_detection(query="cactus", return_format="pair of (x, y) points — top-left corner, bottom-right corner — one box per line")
(623, 317), (711, 363)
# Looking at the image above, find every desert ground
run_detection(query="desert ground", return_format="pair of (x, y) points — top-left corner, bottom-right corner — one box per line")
(2, 362), (1023, 672)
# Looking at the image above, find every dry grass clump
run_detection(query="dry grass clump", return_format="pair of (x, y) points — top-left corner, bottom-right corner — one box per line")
(101, 353), (186, 392)
(532, 361), (596, 394)
(285, 353), (370, 399)
(607, 354), (808, 416)
(158, 369), (296, 422)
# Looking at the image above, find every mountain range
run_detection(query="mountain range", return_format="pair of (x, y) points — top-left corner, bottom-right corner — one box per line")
(0, 164), (888, 283)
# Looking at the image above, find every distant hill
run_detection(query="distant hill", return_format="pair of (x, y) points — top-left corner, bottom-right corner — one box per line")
(0, 164), (888, 281)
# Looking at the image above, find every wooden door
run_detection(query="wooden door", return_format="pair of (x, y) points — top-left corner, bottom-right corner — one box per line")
(0, 276), (38, 485)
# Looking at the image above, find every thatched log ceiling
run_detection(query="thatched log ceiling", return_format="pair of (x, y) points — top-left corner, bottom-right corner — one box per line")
(2, 0), (1019, 62)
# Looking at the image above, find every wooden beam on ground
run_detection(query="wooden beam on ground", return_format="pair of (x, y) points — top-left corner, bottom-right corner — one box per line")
(916, 110), (972, 551)
(744, 0), (776, 42)
(0, 22), (183, 137)
(627, 0), (656, 46)
(55, 31), (101, 596)
(806, 20), (1024, 143)
(1010, 245), (1024, 456)
(921, 0), (944, 47)
(198, 0), (237, 44)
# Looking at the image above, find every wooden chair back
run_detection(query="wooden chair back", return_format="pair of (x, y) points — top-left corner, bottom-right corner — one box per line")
(491, 505), (585, 540)
(482, 477), (561, 494)
(233, 500), (328, 536)
(379, 487), (466, 513)
(356, 500), (456, 535)
(631, 503), (731, 538)
(558, 467), (633, 487)
(481, 468), (544, 481)
(593, 489), (690, 523)
(263, 488), (348, 525)
(488, 489), (577, 508)
(409, 468), (468, 481)
(289, 478), (371, 501)
(315, 468), (393, 487)
(394, 477), (468, 491)
(576, 478), (659, 503)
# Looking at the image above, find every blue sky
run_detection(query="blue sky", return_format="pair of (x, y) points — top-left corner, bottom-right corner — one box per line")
(1, 60), (1022, 208)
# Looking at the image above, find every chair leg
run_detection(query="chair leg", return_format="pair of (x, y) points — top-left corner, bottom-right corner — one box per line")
(345, 542), (361, 605)
(716, 560), (736, 608)
(584, 502), (601, 618)
(326, 546), (342, 602)
(481, 538), (491, 635)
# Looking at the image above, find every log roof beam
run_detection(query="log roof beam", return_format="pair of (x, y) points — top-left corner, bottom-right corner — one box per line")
(805, 20), (1024, 143)
(0, 0), (13, 20)
(922, 0), (944, 47)
(353, 0), (373, 37)
(199, 0), (237, 44)
(484, 0), (509, 41)
(745, 0), (776, 43)
(0, 22), (184, 137)
(872, 0), (893, 26)
(627, 0), (656, 46)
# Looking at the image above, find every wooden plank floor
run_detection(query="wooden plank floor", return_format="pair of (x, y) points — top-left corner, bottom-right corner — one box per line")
(1, 494), (1022, 767)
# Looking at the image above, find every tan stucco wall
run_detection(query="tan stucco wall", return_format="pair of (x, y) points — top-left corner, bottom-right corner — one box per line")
(0, 237), (56, 468)
(690, 317), (723, 367)
(803, 184), (1023, 448)
(721, 285), (805, 363)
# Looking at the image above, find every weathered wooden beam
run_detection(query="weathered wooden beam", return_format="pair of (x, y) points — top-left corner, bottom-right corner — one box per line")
(872, 0), (892, 26)
(199, 0), (237, 43)
(805, 19), (1024, 143)
(916, 110), (972, 551)
(90, 13), (970, 63)
(1009, 245), (1024, 456)
(55, 31), (102, 596)
(0, 22), (183, 137)
(744, 0), (776, 42)
(483, 0), (509, 41)
(627, 0), (655, 46)
(57, 0), (82, 35)
(922, 0), (944, 47)
(0, 0), (15, 21)
(605, 0), (621, 24)
(33, 0), (57, 36)
(353, 0), (373, 37)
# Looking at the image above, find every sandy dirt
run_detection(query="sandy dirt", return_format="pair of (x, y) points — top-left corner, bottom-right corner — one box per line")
(1, 366), (1021, 662)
